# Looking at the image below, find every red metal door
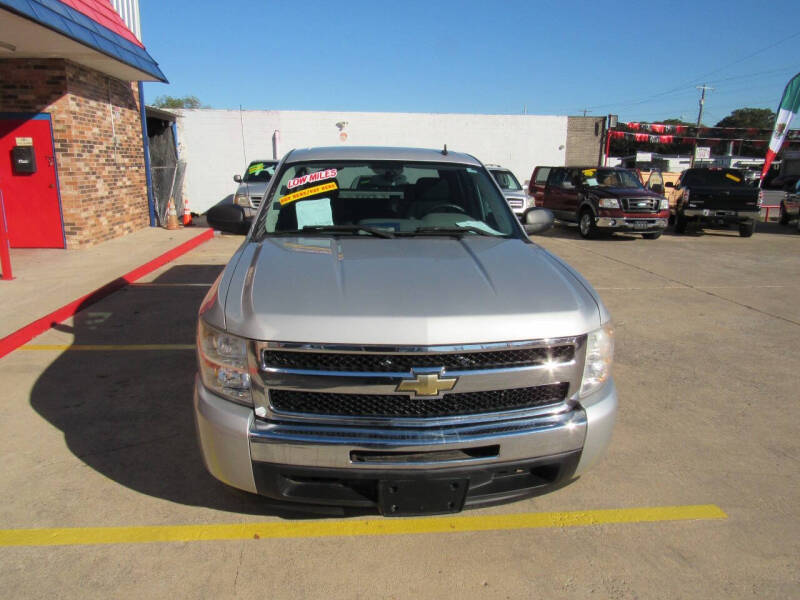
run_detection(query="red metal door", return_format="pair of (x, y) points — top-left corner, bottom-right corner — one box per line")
(0, 116), (64, 248)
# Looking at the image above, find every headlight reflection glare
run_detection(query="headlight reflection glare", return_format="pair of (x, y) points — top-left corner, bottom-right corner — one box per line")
(198, 320), (252, 406)
(579, 323), (614, 398)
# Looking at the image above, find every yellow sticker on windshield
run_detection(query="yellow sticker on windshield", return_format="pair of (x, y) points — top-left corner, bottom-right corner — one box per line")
(248, 162), (265, 175)
(582, 169), (596, 177)
(725, 173), (741, 182)
(279, 182), (338, 205)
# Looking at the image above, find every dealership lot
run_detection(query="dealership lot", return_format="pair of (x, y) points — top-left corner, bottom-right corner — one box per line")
(1, 224), (798, 599)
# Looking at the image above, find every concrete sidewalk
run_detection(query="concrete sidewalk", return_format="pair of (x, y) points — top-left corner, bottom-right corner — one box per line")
(0, 227), (214, 340)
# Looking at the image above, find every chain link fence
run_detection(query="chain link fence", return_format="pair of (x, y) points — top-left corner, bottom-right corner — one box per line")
(151, 161), (187, 226)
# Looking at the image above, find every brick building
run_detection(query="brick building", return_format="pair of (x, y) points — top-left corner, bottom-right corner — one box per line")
(0, 0), (165, 249)
(565, 116), (606, 167)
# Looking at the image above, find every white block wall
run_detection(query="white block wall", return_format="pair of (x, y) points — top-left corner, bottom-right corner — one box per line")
(173, 109), (568, 213)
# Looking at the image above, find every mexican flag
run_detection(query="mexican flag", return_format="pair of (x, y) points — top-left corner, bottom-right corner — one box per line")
(761, 72), (800, 180)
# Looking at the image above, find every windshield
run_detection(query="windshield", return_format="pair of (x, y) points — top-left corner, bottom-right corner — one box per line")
(242, 161), (277, 183)
(580, 168), (643, 189)
(683, 169), (748, 187)
(255, 161), (519, 239)
(491, 169), (522, 191)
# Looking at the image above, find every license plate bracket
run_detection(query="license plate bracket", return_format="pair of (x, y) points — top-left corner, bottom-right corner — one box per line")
(632, 221), (648, 230)
(378, 478), (468, 516)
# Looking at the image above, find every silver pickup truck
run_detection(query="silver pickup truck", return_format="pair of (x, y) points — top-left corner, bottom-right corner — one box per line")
(194, 147), (617, 516)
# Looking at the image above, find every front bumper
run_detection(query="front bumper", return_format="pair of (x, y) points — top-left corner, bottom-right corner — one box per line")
(595, 216), (668, 232)
(193, 376), (617, 511)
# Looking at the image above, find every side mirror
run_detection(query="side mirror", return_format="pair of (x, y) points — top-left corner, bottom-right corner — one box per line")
(523, 208), (554, 235)
(233, 174), (242, 183)
(664, 181), (674, 188)
(206, 204), (250, 235)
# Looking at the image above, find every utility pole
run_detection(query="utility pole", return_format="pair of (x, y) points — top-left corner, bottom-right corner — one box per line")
(691, 84), (713, 167)
(582, 108), (591, 117)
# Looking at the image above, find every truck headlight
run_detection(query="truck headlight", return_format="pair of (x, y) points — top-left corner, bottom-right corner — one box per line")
(659, 198), (669, 210)
(197, 320), (252, 406)
(579, 323), (614, 398)
(234, 193), (250, 207)
(598, 199), (619, 209)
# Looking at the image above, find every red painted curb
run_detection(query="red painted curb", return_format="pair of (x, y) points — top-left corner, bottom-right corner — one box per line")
(0, 228), (215, 359)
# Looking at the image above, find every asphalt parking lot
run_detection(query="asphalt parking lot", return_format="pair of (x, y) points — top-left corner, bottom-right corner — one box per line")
(1, 223), (798, 599)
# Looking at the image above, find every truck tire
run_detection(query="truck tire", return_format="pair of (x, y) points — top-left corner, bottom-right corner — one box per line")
(642, 232), (662, 240)
(674, 211), (688, 234)
(739, 221), (756, 237)
(779, 203), (789, 225)
(578, 209), (599, 239)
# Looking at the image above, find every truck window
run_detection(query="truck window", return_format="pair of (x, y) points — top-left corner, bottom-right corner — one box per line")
(684, 169), (748, 187)
(550, 168), (572, 188)
(534, 167), (551, 185)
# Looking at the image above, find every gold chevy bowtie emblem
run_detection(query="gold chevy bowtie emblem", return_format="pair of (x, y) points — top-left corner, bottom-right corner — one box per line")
(396, 373), (457, 396)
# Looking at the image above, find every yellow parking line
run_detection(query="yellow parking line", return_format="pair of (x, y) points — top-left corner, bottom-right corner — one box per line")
(19, 344), (194, 351)
(0, 505), (726, 547)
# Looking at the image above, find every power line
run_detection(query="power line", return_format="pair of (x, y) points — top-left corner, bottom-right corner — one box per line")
(577, 30), (800, 114)
(707, 65), (798, 85)
(688, 31), (800, 82)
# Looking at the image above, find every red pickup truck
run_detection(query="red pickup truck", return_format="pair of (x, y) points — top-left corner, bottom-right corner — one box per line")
(528, 166), (669, 239)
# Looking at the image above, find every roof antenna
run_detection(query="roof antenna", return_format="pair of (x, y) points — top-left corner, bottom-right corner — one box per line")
(442, 144), (448, 156)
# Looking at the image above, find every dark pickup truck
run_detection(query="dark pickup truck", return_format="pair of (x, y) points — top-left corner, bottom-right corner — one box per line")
(670, 168), (761, 237)
(528, 166), (669, 239)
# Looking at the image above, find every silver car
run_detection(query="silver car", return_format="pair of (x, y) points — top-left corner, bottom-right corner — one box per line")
(487, 165), (532, 218)
(232, 159), (279, 219)
(195, 146), (617, 515)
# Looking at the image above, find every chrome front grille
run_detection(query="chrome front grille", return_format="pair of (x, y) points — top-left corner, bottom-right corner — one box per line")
(250, 195), (263, 207)
(621, 197), (657, 212)
(251, 338), (586, 426)
(262, 345), (574, 372)
(507, 198), (524, 209)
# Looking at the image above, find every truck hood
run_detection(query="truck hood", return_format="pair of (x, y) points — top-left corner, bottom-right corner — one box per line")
(236, 181), (269, 197)
(221, 236), (601, 345)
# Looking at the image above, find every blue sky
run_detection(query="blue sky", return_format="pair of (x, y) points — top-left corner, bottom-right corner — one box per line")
(141, 0), (800, 125)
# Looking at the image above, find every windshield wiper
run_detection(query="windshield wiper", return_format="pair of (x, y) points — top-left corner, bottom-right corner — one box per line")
(409, 226), (502, 238)
(270, 225), (395, 239)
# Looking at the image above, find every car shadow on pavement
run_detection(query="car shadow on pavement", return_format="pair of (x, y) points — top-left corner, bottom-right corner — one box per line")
(536, 223), (640, 242)
(752, 221), (800, 236)
(29, 264), (349, 519)
(664, 221), (799, 238)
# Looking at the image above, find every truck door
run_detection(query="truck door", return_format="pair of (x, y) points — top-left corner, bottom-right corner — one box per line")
(529, 166), (551, 206)
(646, 171), (664, 194)
(0, 116), (65, 248)
(562, 169), (580, 218)
(545, 168), (568, 218)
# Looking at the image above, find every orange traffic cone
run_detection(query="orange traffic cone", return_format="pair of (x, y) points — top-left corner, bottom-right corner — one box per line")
(182, 197), (192, 226)
(166, 198), (180, 230)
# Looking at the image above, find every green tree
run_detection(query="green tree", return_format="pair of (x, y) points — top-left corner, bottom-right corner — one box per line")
(713, 108), (776, 156)
(714, 108), (776, 129)
(152, 95), (204, 109)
